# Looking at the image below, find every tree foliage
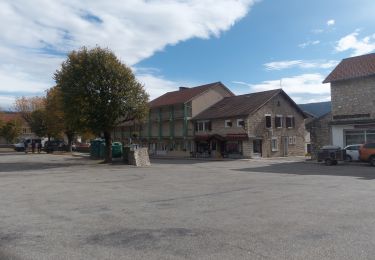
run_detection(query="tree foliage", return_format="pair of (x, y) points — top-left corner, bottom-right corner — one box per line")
(1, 121), (21, 143)
(14, 96), (45, 125)
(45, 86), (77, 150)
(54, 47), (149, 162)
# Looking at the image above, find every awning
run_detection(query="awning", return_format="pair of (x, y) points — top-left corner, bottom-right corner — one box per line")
(195, 134), (225, 141)
(226, 133), (249, 141)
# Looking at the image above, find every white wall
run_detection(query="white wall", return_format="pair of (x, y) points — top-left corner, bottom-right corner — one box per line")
(331, 125), (354, 148)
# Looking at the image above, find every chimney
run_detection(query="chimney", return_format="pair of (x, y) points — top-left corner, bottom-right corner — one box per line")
(179, 86), (189, 91)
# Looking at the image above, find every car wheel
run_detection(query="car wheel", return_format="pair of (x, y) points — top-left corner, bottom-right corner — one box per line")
(325, 159), (333, 166)
(345, 155), (352, 162)
(332, 160), (338, 165)
(370, 156), (375, 167)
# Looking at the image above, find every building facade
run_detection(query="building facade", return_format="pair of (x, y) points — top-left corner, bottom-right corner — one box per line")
(193, 89), (306, 158)
(323, 53), (375, 148)
(114, 82), (234, 156)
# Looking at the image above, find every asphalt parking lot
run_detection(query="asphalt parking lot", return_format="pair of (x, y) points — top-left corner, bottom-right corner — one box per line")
(1, 153), (375, 260)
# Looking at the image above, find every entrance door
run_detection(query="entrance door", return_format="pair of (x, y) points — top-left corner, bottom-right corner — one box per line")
(253, 139), (262, 157)
(282, 136), (288, 157)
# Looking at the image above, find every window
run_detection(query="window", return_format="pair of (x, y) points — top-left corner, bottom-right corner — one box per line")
(275, 115), (283, 128)
(237, 119), (245, 127)
(288, 136), (296, 145)
(195, 121), (211, 132)
(265, 114), (272, 128)
(225, 120), (232, 128)
(271, 137), (278, 151)
(226, 141), (242, 154)
(286, 116), (295, 128)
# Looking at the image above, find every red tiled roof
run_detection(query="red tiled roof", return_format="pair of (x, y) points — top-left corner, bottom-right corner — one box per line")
(0, 112), (21, 123)
(194, 89), (306, 120)
(194, 89), (281, 119)
(323, 53), (375, 83)
(149, 82), (232, 108)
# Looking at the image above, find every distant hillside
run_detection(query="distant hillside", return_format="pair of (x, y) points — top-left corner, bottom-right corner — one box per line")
(299, 101), (331, 118)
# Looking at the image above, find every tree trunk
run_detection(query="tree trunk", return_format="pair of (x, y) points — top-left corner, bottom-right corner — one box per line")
(104, 130), (112, 163)
(65, 131), (74, 152)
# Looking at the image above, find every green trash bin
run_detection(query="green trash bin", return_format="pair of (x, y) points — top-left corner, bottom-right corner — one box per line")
(90, 139), (104, 159)
(99, 142), (106, 159)
(112, 142), (123, 158)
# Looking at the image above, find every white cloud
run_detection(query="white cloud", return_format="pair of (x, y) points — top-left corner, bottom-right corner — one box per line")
(0, 0), (256, 107)
(298, 40), (320, 48)
(327, 19), (335, 26)
(335, 31), (375, 56)
(312, 29), (324, 34)
(136, 73), (194, 101)
(264, 60), (338, 71)
(232, 73), (331, 103)
(0, 96), (16, 110)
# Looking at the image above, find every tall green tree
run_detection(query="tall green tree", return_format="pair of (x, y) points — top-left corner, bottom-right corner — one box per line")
(29, 109), (49, 138)
(1, 121), (21, 143)
(45, 86), (74, 150)
(54, 47), (149, 162)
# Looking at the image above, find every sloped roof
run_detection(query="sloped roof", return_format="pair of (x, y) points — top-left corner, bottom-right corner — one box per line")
(149, 82), (232, 108)
(194, 89), (285, 120)
(0, 112), (21, 123)
(323, 53), (375, 83)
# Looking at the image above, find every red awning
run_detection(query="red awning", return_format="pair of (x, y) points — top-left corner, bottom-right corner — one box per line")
(226, 133), (249, 141)
(195, 134), (225, 141)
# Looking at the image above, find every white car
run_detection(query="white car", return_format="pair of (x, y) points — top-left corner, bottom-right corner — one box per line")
(344, 144), (361, 161)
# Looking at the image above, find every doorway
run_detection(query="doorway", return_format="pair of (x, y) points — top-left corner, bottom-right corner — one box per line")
(253, 139), (262, 157)
(282, 136), (288, 157)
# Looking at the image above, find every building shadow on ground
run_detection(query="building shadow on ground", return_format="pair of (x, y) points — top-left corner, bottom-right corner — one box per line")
(233, 162), (375, 180)
(0, 156), (90, 173)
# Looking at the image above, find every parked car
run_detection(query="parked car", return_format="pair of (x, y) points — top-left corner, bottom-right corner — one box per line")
(343, 144), (361, 161)
(44, 140), (67, 153)
(72, 142), (90, 152)
(14, 138), (42, 152)
(317, 145), (346, 166)
(359, 143), (375, 166)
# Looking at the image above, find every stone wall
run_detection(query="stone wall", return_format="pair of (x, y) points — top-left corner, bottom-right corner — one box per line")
(306, 112), (332, 159)
(247, 93), (306, 157)
(331, 76), (375, 120)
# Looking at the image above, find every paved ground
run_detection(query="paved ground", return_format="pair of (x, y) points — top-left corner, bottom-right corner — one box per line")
(0, 153), (375, 260)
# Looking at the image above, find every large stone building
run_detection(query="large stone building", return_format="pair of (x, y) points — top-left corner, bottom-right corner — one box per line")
(193, 89), (306, 158)
(115, 84), (307, 158)
(323, 53), (375, 148)
(114, 82), (234, 156)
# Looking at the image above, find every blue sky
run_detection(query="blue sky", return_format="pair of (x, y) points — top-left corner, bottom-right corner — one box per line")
(0, 0), (375, 109)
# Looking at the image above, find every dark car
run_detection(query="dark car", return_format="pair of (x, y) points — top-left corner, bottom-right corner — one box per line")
(317, 145), (346, 166)
(44, 140), (67, 153)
